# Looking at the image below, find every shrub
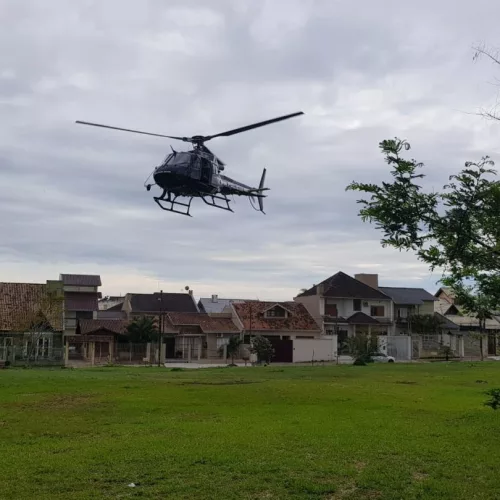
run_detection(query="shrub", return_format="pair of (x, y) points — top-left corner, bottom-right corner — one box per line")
(249, 336), (275, 364)
(484, 388), (500, 410)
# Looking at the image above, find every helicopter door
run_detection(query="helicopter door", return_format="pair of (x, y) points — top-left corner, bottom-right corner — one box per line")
(200, 158), (211, 184)
(190, 156), (201, 180)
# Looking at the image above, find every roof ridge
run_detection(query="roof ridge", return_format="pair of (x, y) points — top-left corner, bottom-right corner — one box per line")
(0, 282), (45, 286)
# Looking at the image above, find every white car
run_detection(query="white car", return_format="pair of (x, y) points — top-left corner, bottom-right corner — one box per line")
(372, 352), (395, 363)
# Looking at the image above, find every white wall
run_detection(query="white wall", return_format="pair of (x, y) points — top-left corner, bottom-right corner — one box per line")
(324, 298), (393, 320)
(294, 295), (323, 328)
(293, 337), (337, 363)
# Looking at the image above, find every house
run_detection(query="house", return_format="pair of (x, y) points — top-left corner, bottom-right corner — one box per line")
(198, 295), (245, 315)
(163, 312), (240, 360)
(378, 287), (436, 334)
(71, 319), (130, 363)
(295, 272), (394, 347)
(434, 287), (500, 357)
(231, 301), (323, 362)
(98, 295), (125, 311)
(0, 281), (64, 365)
(60, 274), (102, 335)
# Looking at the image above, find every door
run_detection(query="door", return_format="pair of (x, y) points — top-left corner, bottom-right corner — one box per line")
(268, 338), (293, 363)
(165, 337), (176, 358)
(488, 334), (497, 356)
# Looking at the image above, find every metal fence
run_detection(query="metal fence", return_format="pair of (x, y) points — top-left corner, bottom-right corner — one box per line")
(1, 346), (64, 366)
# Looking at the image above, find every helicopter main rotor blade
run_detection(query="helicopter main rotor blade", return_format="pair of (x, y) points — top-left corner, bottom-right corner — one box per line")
(75, 121), (188, 141)
(205, 111), (304, 141)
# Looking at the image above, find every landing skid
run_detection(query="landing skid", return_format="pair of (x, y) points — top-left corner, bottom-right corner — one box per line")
(201, 193), (233, 212)
(153, 190), (234, 216)
(154, 190), (193, 217)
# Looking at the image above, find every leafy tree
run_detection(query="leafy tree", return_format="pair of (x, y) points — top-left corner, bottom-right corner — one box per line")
(343, 333), (378, 365)
(409, 314), (444, 335)
(219, 335), (243, 365)
(126, 316), (158, 343)
(249, 336), (275, 364)
(346, 138), (500, 319)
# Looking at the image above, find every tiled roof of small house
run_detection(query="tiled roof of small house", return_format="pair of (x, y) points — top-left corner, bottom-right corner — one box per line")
(198, 297), (246, 314)
(346, 312), (381, 325)
(60, 274), (102, 287)
(0, 282), (63, 332)
(232, 301), (320, 332)
(166, 312), (239, 333)
(78, 319), (130, 335)
(298, 272), (391, 300)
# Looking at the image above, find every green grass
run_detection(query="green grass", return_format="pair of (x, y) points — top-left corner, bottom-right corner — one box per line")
(1, 363), (499, 499)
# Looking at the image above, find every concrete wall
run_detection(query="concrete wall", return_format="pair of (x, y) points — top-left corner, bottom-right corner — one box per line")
(294, 295), (323, 328)
(292, 337), (337, 363)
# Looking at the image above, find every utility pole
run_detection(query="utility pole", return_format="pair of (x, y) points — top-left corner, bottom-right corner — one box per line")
(158, 290), (163, 367)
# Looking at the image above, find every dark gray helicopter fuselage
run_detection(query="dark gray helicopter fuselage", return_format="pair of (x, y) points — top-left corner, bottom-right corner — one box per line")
(152, 150), (254, 197)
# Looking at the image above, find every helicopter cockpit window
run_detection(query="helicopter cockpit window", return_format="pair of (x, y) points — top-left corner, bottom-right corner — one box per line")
(190, 155), (201, 180)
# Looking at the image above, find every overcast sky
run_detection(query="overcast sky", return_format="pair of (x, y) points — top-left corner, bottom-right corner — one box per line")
(1, 0), (499, 300)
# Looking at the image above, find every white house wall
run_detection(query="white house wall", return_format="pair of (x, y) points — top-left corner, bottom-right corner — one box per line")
(292, 337), (338, 363)
(323, 298), (393, 321)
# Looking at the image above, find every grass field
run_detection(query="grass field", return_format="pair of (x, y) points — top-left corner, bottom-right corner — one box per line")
(1, 363), (500, 499)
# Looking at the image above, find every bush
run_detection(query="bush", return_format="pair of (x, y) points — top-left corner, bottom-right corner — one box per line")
(484, 388), (500, 410)
(353, 358), (367, 366)
(343, 333), (378, 365)
(249, 336), (275, 364)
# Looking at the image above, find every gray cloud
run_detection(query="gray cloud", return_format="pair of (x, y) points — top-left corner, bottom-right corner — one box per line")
(1, 0), (499, 299)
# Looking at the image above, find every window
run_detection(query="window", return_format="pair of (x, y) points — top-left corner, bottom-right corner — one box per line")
(370, 306), (385, 317)
(398, 308), (408, 319)
(216, 337), (229, 349)
(325, 303), (338, 317)
(76, 311), (93, 320)
(265, 306), (286, 318)
(353, 299), (362, 311)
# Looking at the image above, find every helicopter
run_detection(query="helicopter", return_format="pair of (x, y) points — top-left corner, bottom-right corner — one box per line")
(75, 111), (304, 216)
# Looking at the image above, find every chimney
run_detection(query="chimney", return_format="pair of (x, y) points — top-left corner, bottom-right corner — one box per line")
(316, 283), (325, 296)
(211, 294), (218, 303)
(355, 274), (379, 289)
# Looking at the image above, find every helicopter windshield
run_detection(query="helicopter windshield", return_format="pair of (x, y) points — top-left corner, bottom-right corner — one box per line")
(165, 152), (192, 167)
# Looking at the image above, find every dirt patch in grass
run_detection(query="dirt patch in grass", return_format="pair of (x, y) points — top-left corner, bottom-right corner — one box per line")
(395, 381), (417, 385)
(412, 471), (429, 482)
(12, 393), (104, 411)
(354, 461), (367, 472)
(180, 380), (260, 386)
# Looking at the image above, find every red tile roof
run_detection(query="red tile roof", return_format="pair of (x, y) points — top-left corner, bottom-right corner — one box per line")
(0, 282), (63, 332)
(233, 301), (320, 332)
(78, 319), (130, 335)
(166, 312), (239, 333)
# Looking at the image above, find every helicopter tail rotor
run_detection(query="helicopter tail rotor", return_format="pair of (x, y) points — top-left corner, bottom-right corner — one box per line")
(258, 168), (267, 213)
